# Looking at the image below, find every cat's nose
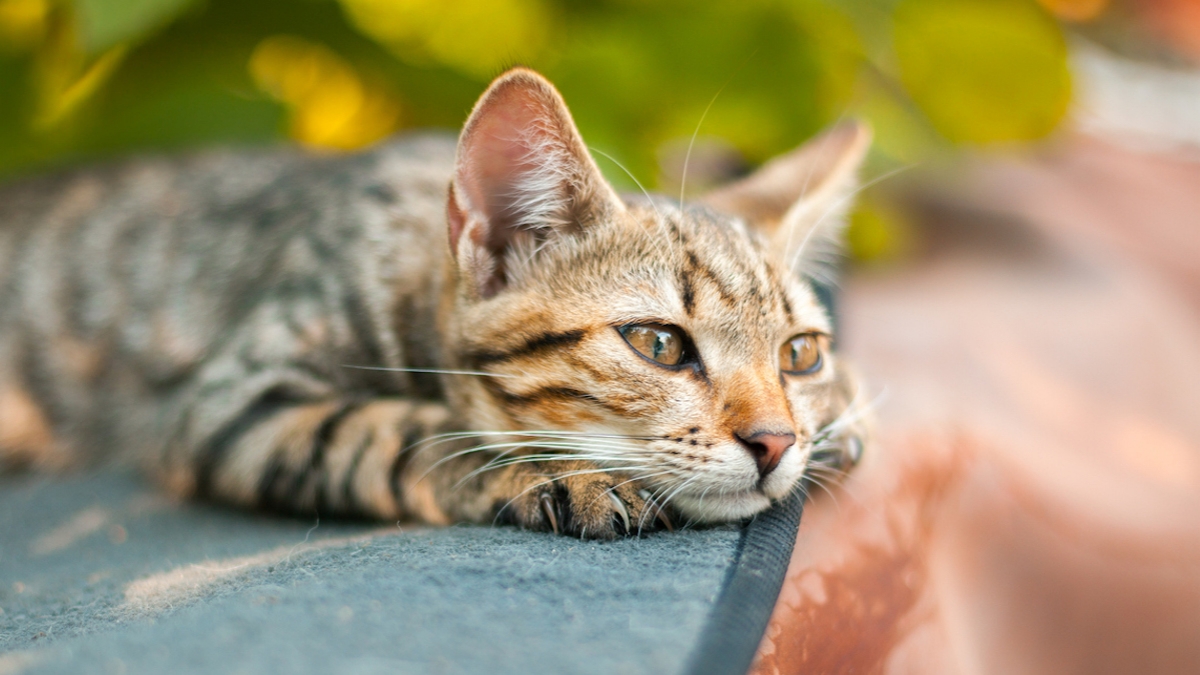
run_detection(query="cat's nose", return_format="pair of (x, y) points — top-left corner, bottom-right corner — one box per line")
(735, 430), (796, 478)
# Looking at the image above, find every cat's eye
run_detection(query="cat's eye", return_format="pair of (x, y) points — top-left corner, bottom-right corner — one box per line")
(619, 324), (685, 367)
(780, 334), (823, 375)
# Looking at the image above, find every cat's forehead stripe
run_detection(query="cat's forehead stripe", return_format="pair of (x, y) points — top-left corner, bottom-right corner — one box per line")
(467, 328), (586, 366)
(642, 207), (813, 334)
(681, 248), (739, 309)
(679, 266), (696, 316)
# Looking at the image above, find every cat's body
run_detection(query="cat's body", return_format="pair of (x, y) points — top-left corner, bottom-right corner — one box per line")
(0, 69), (867, 538)
(0, 136), (459, 509)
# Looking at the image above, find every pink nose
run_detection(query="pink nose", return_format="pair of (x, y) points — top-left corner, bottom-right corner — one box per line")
(735, 430), (796, 478)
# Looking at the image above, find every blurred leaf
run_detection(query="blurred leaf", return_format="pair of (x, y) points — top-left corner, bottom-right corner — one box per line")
(847, 198), (913, 263)
(0, 0), (49, 52)
(854, 84), (945, 165)
(74, 0), (196, 52)
(550, 1), (860, 188)
(34, 42), (126, 128)
(0, 0), (1078, 181)
(1034, 0), (1109, 22)
(893, 0), (1071, 144)
(791, 0), (866, 117)
(75, 77), (283, 156)
(0, 53), (35, 172)
(338, 0), (554, 78)
(249, 35), (402, 150)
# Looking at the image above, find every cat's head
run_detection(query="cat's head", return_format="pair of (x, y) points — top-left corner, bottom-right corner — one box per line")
(443, 68), (868, 523)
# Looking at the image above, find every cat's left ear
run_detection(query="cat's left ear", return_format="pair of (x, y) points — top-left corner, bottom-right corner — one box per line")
(448, 68), (625, 299)
(701, 121), (871, 284)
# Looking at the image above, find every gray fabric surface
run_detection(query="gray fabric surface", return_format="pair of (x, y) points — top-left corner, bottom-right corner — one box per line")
(0, 470), (739, 674)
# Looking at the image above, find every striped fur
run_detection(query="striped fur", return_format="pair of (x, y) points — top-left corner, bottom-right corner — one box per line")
(0, 69), (869, 538)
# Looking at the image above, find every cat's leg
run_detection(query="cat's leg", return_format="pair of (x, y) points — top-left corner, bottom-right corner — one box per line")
(163, 387), (665, 537)
(163, 394), (462, 522)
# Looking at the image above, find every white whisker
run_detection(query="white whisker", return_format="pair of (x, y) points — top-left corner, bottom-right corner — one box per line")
(788, 163), (916, 275)
(658, 475), (700, 516)
(802, 471), (842, 511)
(636, 485), (672, 535)
(460, 463), (650, 491)
(590, 146), (661, 221)
(780, 114), (849, 265)
(419, 429), (660, 443)
(679, 92), (722, 208)
(404, 428), (655, 459)
(417, 438), (648, 485)
(461, 450), (651, 477)
(812, 386), (887, 444)
(679, 51), (757, 208)
(341, 365), (517, 379)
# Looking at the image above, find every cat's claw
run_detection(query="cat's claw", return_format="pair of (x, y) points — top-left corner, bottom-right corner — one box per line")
(609, 492), (631, 535)
(495, 460), (670, 539)
(655, 505), (674, 532)
(540, 493), (560, 535)
(637, 489), (674, 533)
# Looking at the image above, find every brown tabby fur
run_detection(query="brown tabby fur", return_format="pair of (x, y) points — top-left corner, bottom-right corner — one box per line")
(0, 69), (869, 538)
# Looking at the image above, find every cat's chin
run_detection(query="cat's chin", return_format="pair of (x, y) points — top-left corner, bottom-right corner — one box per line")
(671, 490), (775, 523)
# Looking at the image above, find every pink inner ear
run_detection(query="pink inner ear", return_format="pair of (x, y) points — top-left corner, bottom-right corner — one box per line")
(454, 82), (567, 254)
(447, 69), (621, 297)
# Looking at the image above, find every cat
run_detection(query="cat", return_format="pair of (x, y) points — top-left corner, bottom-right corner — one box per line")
(0, 68), (868, 539)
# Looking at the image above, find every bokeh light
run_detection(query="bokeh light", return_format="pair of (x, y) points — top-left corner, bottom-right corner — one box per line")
(249, 35), (401, 150)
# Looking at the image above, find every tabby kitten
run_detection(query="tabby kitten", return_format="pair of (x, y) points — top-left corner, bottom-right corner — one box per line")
(0, 69), (868, 538)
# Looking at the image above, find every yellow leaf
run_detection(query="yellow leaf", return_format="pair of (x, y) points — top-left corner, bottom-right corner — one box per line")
(894, 0), (1071, 144)
(847, 199), (913, 263)
(249, 35), (402, 150)
(0, 0), (48, 52)
(35, 43), (128, 130)
(337, 0), (553, 78)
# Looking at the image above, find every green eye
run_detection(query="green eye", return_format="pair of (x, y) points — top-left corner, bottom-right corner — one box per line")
(619, 324), (685, 366)
(781, 334), (823, 375)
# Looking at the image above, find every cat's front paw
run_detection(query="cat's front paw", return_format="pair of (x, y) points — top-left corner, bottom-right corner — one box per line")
(493, 460), (673, 539)
(809, 431), (864, 473)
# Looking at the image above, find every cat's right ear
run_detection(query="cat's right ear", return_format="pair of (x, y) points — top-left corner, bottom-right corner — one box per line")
(700, 121), (871, 286)
(448, 68), (624, 299)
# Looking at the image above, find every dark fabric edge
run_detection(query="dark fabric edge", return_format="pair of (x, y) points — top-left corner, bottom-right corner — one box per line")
(680, 279), (835, 675)
(680, 479), (809, 675)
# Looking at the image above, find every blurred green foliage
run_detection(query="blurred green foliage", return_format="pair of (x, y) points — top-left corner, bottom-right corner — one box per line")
(75, 0), (194, 51)
(0, 0), (1075, 212)
(894, 0), (1071, 144)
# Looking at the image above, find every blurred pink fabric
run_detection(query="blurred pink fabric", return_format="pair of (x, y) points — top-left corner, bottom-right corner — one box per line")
(753, 135), (1200, 675)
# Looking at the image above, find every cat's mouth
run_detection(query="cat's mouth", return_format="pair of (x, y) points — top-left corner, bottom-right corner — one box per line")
(648, 442), (811, 522)
(670, 488), (775, 523)
(666, 461), (808, 523)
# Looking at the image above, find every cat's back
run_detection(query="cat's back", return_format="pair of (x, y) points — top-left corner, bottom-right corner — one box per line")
(0, 133), (457, 320)
(0, 134), (457, 465)
(0, 133), (457, 240)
